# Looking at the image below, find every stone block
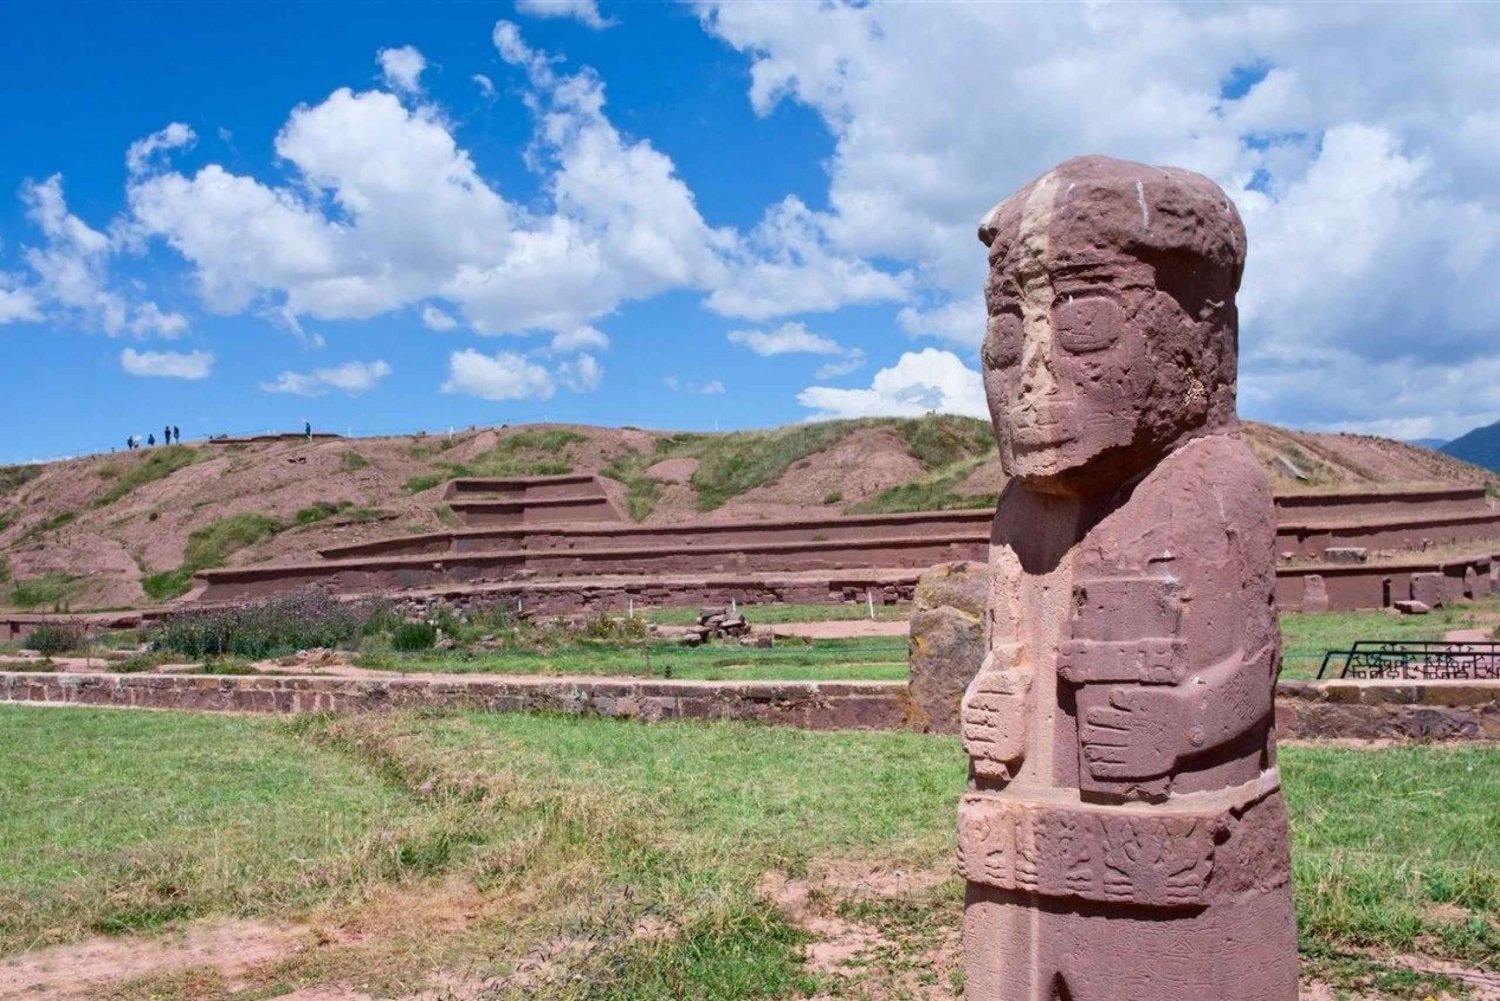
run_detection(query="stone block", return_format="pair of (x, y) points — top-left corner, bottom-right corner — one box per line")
(907, 561), (990, 734)
(1301, 574), (1330, 613)
(1323, 547), (1368, 565)
(1393, 599), (1430, 615)
(1410, 572), (1446, 609)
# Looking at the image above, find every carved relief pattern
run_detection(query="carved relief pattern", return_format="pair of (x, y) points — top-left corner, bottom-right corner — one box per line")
(958, 794), (1216, 908)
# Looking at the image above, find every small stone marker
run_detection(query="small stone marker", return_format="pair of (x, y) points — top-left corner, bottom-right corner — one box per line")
(1302, 573), (1331, 613)
(1393, 599), (1431, 615)
(1410, 572), (1446, 609)
(960, 156), (1297, 1000)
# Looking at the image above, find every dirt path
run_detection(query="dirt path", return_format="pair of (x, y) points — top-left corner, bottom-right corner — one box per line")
(0, 919), (308, 1000)
(770, 620), (909, 639)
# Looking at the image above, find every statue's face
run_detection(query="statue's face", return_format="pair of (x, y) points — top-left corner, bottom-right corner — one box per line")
(981, 178), (1206, 489)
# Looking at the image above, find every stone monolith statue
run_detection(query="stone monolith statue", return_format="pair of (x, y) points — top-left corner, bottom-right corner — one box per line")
(959, 155), (1297, 1000)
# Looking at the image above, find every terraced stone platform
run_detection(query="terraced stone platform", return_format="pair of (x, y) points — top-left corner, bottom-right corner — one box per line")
(186, 476), (1500, 613)
(442, 474), (627, 526)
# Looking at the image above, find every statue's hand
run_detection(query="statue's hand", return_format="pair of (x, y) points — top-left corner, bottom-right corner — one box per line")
(962, 646), (1030, 781)
(1079, 685), (1187, 781)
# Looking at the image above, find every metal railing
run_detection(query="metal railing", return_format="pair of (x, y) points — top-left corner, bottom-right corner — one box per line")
(1317, 640), (1500, 680)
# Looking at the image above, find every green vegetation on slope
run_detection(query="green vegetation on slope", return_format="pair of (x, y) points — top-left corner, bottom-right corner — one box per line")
(405, 429), (585, 494)
(0, 707), (1490, 999)
(292, 500), (387, 525)
(93, 445), (202, 507)
(8, 572), (77, 610)
(604, 415), (998, 520)
(0, 463), (42, 495)
(142, 512), (284, 601)
(846, 454), (998, 515)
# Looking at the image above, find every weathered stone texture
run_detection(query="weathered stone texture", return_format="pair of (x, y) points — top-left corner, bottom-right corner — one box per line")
(964, 155), (1296, 1000)
(908, 561), (991, 733)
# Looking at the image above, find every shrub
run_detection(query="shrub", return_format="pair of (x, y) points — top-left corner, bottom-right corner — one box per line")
(152, 590), (364, 658)
(896, 414), (995, 469)
(10, 573), (76, 610)
(823, 491), (843, 505)
(27, 622), (86, 656)
(0, 556), (9, 585)
(294, 501), (345, 525)
(181, 513), (283, 572)
(405, 473), (445, 494)
(391, 622), (438, 651)
(0, 464), (42, 494)
(340, 451), (371, 472)
(142, 568), (194, 602)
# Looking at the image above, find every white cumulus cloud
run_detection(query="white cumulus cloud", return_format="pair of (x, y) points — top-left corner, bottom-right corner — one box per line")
(441, 348), (555, 401)
(727, 320), (865, 378)
(557, 353), (603, 392)
(798, 348), (986, 420)
(126, 123), (195, 175)
(421, 304), (458, 331)
(378, 45), (427, 95)
(515, 0), (615, 30)
(699, 2), (1500, 437)
(261, 359), (392, 396)
(550, 325), (609, 353)
(120, 347), (214, 380)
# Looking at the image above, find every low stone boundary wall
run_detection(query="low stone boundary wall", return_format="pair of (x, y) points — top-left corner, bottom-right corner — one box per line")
(0, 672), (910, 731)
(1276, 679), (1499, 741)
(2, 672), (1493, 741)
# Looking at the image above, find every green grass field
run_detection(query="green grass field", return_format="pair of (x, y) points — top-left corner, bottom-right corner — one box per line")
(1280, 603), (1497, 679)
(0, 706), (1492, 999)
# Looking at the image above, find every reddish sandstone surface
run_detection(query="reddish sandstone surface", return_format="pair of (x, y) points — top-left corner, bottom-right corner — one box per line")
(963, 155), (1296, 999)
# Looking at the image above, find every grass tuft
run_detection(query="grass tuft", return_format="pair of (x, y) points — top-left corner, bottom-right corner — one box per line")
(93, 445), (201, 507)
(9, 572), (77, 610)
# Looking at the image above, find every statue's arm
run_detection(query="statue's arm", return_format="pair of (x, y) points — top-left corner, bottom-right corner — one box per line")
(961, 514), (1030, 782)
(1076, 643), (1274, 782)
(1072, 443), (1278, 785)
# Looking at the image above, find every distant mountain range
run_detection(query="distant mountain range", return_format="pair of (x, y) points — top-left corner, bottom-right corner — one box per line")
(1408, 437), (1450, 450)
(1441, 420), (1500, 473)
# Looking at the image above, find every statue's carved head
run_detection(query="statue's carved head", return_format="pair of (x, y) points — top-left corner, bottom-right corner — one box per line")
(978, 155), (1246, 494)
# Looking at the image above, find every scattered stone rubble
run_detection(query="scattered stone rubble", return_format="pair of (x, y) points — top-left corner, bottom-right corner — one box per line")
(678, 607), (770, 647)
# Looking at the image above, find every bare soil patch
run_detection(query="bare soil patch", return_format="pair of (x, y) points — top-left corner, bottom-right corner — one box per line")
(0, 919), (307, 1000)
(759, 862), (961, 999)
(642, 457), (698, 483)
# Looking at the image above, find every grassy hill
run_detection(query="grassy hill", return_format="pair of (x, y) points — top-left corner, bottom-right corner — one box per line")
(1, 416), (1494, 611)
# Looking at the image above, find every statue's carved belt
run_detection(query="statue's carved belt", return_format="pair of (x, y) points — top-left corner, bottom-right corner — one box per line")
(958, 771), (1280, 909)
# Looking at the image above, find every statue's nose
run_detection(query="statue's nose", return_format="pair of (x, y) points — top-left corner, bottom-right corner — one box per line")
(1017, 317), (1059, 406)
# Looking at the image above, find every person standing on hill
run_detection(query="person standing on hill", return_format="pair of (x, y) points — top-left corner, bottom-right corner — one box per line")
(146, 433), (155, 447)
(173, 425), (180, 444)
(164, 425), (172, 447)
(304, 420), (312, 440)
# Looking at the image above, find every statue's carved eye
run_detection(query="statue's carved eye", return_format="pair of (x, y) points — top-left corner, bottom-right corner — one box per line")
(1054, 294), (1123, 354)
(984, 303), (1023, 368)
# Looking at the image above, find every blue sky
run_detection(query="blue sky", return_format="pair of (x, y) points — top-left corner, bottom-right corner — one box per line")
(2, 1), (1499, 463)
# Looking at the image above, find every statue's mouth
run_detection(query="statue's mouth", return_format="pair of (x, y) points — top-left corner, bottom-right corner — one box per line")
(1010, 419), (1076, 452)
